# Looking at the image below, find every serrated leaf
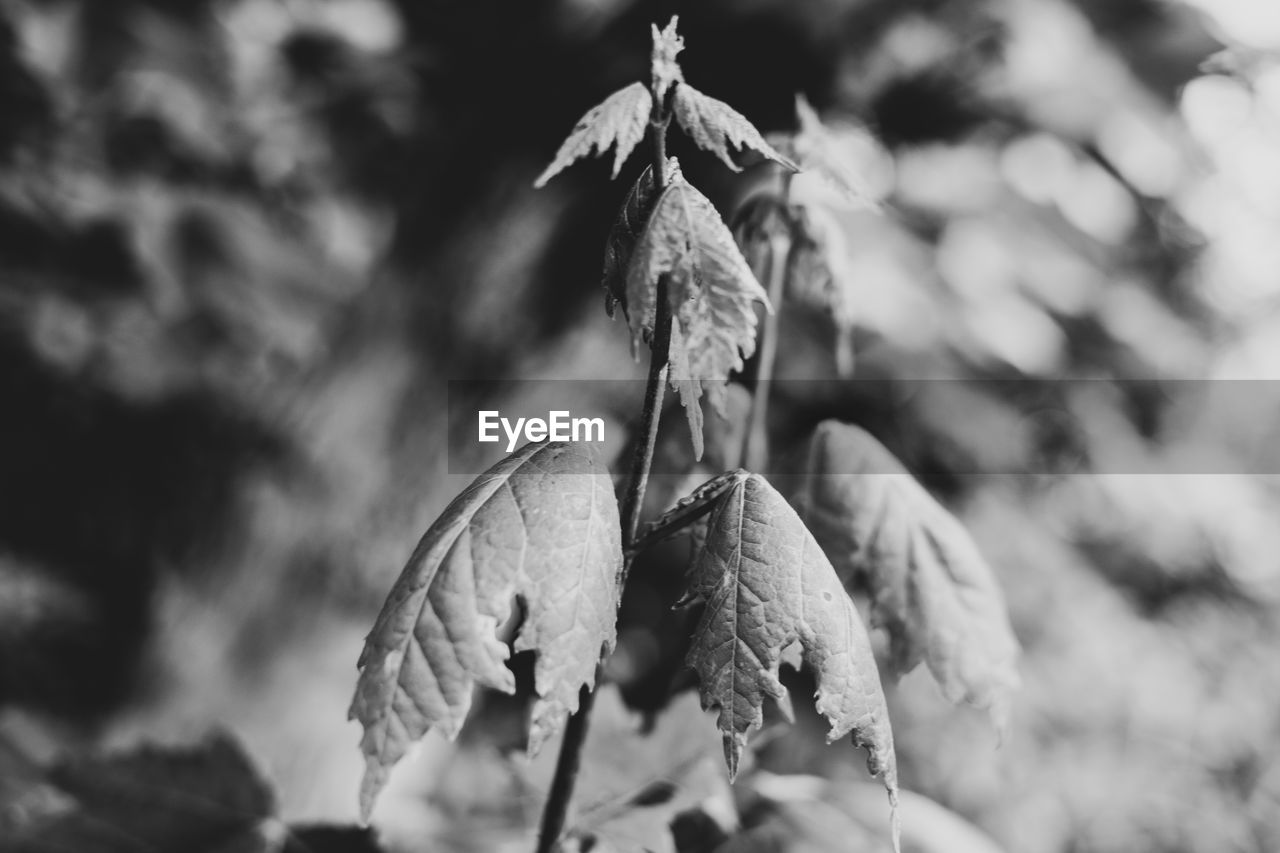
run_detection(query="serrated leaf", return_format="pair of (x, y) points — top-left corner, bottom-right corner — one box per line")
(0, 731), (280, 853)
(350, 441), (623, 820)
(787, 422), (1020, 728)
(626, 174), (771, 458)
(535, 82), (653, 187)
(650, 17), (685, 102)
(673, 84), (792, 173)
(680, 470), (898, 835)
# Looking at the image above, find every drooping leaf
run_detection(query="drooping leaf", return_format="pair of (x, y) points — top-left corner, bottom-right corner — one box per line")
(602, 158), (678, 320)
(534, 82), (653, 187)
(0, 731), (281, 853)
(650, 17), (685, 103)
(673, 84), (792, 173)
(350, 441), (623, 820)
(626, 173), (771, 457)
(527, 686), (731, 853)
(786, 422), (1020, 728)
(680, 470), (898, 841)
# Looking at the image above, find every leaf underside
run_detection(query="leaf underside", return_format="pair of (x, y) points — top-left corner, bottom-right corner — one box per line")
(674, 83), (792, 173)
(349, 441), (623, 820)
(681, 471), (899, 819)
(535, 82), (653, 187)
(788, 421), (1020, 728)
(625, 172), (771, 459)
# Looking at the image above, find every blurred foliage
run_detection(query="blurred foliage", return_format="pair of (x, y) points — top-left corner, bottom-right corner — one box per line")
(1, 0), (1280, 852)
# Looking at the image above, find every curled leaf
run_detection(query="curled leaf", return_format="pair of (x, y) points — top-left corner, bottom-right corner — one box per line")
(673, 83), (793, 172)
(680, 470), (898, 836)
(787, 422), (1020, 728)
(535, 82), (653, 187)
(602, 159), (677, 320)
(350, 441), (623, 819)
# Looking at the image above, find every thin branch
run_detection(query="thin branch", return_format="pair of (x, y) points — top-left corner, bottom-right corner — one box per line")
(742, 191), (793, 471)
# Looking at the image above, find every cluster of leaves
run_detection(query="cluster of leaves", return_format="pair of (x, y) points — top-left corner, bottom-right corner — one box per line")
(350, 18), (1019, 853)
(540, 18), (785, 460)
(7, 2), (1277, 853)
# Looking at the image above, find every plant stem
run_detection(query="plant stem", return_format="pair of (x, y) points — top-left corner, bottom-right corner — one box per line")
(743, 202), (793, 471)
(533, 680), (595, 853)
(619, 277), (671, 550)
(533, 99), (674, 853)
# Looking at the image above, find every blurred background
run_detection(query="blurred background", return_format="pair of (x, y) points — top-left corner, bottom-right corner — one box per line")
(2, 0), (1280, 851)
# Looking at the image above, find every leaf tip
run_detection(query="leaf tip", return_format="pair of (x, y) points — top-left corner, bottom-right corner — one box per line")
(357, 762), (387, 826)
(774, 688), (796, 724)
(722, 731), (743, 782)
(532, 164), (559, 189)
